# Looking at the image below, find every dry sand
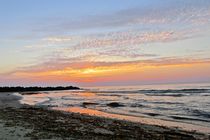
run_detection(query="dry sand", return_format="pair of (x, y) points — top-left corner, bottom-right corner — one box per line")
(0, 93), (32, 140)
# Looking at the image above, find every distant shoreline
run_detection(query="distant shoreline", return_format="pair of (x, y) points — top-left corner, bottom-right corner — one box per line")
(0, 86), (80, 92)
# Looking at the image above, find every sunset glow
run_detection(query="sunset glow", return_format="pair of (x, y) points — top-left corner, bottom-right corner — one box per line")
(0, 0), (210, 86)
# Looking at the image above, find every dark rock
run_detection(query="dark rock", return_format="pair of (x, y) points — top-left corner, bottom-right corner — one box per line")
(82, 102), (98, 108)
(145, 113), (160, 117)
(107, 102), (124, 107)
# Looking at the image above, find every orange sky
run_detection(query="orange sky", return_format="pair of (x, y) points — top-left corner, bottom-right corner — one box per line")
(1, 0), (210, 86)
(1, 59), (209, 86)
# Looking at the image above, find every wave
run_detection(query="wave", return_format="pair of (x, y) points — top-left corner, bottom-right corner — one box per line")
(130, 103), (146, 108)
(92, 89), (210, 94)
(140, 89), (210, 94)
(184, 108), (210, 119)
(145, 93), (187, 97)
(170, 115), (210, 122)
(97, 94), (122, 97)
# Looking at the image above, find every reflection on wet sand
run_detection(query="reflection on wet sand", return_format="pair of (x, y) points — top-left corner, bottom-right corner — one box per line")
(53, 106), (210, 134)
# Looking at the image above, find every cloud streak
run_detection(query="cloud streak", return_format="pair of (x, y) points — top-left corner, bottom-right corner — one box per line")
(32, 0), (210, 33)
(2, 57), (210, 86)
(5, 57), (210, 75)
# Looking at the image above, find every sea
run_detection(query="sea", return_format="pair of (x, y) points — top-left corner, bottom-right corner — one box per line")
(20, 83), (210, 133)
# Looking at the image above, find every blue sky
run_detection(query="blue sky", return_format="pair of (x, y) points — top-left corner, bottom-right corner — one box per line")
(0, 0), (210, 86)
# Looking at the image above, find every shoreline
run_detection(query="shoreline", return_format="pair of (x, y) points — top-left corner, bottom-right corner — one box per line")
(0, 92), (210, 139)
(53, 106), (210, 134)
(1, 106), (209, 140)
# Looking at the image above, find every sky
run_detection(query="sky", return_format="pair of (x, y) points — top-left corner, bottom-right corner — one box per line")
(0, 0), (210, 87)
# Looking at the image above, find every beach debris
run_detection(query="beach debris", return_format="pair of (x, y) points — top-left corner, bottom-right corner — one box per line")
(94, 128), (114, 135)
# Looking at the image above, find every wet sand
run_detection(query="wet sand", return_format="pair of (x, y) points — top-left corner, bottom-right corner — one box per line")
(0, 92), (209, 139)
(53, 106), (210, 134)
(0, 93), (23, 108)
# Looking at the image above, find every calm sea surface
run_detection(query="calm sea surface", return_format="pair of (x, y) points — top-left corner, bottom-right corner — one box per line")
(20, 83), (210, 133)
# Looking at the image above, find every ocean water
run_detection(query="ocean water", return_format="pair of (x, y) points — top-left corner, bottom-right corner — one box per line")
(20, 83), (210, 133)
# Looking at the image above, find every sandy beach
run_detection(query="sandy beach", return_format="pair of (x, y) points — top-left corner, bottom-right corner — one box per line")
(0, 92), (209, 140)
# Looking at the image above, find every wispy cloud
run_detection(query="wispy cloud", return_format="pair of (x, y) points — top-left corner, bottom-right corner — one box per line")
(31, 0), (210, 34)
(21, 25), (204, 69)
(1, 0), (210, 86)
